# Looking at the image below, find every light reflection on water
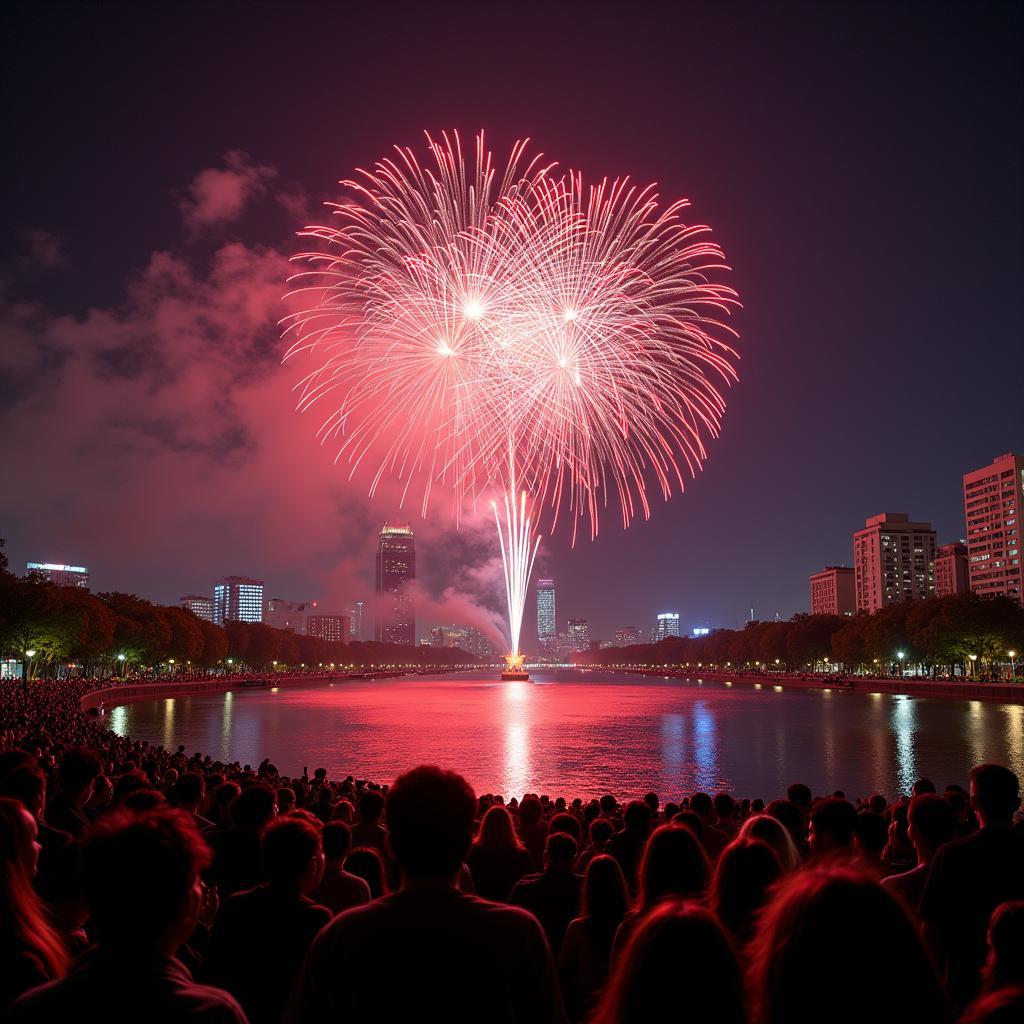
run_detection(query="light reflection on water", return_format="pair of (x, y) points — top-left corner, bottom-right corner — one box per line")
(103, 672), (1024, 799)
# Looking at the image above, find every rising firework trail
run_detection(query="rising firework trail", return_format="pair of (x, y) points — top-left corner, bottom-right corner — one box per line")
(282, 130), (740, 668)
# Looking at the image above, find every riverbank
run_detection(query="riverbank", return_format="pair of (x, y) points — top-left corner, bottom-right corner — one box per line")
(619, 667), (1024, 703)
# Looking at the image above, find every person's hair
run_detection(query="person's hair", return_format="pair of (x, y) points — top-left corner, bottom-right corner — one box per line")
(853, 811), (887, 856)
(545, 831), (577, 868)
(321, 820), (352, 862)
(262, 815), (321, 887)
(971, 764), (1020, 822)
(767, 798), (805, 842)
(748, 865), (952, 1024)
(331, 798), (355, 823)
(345, 846), (387, 899)
(549, 811), (581, 840)
(172, 772), (204, 807)
(59, 747), (102, 792)
(230, 782), (276, 829)
(643, 791), (659, 812)
(588, 816), (613, 844)
(121, 788), (166, 812)
(595, 900), (744, 1024)
(711, 838), (783, 943)
(714, 792), (736, 821)
(583, 853), (629, 924)
(908, 794), (956, 852)
(599, 794), (617, 815)
(518, 795), (542, 826)
(211, 781), (240, 819)
(690, 792), (713, 818)
(636, 825), (710, 910)
(386, 766), (475, 879)
(623, 799), (653, 831)
(0, 764), (46, 812)
(0, 798), (68, 982)
(912, 777), (937, 796)
(276, 787), (296, 812)
(81, 807), (211, 949)
(960, 985), (1024, 1024)
(672, 810), (704, 840)
(739, 814), (801, 872)
(810, 798), (858, 849)
(983, 901), (1024, 992)
(473, 804), (526, 855)
(786, 783), (812, 810)
(358, 789), (385, 823)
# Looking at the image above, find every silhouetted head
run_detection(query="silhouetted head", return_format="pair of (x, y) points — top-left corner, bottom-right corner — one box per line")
(262, 815), (323, 892)
(475, 804), (524, 853)
(386, 766), (475, 881)
(82, 807), (211, 953)
(59, 747), (102, 801)
(970, 764), (1020, 827)
(345, 846), (387, 899)
(321, 820), (352, 863)
(984, 901), (1024, 992)
(809, 798), (858, 856)
(358, 789), (385, 824)
(582, 854), (628, 924)
(714, 792), (736, 823)
(786, 783), (812, 811)
(912, 777), (937, 796)
(907, 794), (955, 859)
(595, 901), (744, 1024)
(623, 799), (653, 833)
(712, 838), (783, 943)
(637, 825), (710, 910)
(748, 865), (952, 1024)
(549, 811), (581, 841)
(518, 795), (543, 826)
(739, 814), (801, 873)
(544, 831), (578, 871)
(230, 782), (276, 830)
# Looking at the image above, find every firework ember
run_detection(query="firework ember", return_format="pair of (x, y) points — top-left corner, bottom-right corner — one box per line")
(282, 130), (740, 662)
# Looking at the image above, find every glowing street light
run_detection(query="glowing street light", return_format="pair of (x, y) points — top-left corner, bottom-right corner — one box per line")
(1009, 650), (1017, 678)
(968, 653), (978, 678)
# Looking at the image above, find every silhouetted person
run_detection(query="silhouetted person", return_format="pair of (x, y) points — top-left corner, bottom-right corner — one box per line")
(738, 813), (801, 872)
(510, 832), (584, 953)
(172, 772), (215, 832)
(714, 792), (738, 836)
(205, 816), (330, 1024)
(344, 845), (389, 898)
(45, 746), (102, 838)
(8, 807), (246, 1023)
(558, 854), (628, 1022)
(517, 795), (549, 869)
(285, 765), (565, 1023)
(575, 816), (615, 873)
(614, 824), (710, 956)
(767, 797), (806, 854)
(0, 797), (68, 1011)
(882, 793), (954, 912)
(711, 837), (783, 945)
(350, 789), (388, 855)
(852, 811), (888, 875)
(309, 821), (371, 913)
(607, 800), (652, 887)
(468, 804), (533, 902)
(748, 864), (952, 1024)
(206, 782), (275, 897)
(689, 792), (729, 859)
(921, 763), (1024, 1009)
(594, 900), (744, 1024)
(808, 797), (858, 858)
(980, 900), (1024, 995)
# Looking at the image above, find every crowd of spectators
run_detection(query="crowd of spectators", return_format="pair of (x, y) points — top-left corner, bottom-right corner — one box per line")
(2, 676), (1023, 1023)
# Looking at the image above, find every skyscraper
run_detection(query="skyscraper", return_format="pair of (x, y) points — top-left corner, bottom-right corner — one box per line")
(655, 612), (681, 640)
(26, 562), (89, 588)
(180, 594), (215, 622)
(306, 614), (351, 644)
(213, 576), (264, 625)
(536, 578), (556, 650)
(963, 453), (1023, 605)
(853, 513), (936, 614)
(615, 626), (642, 646)
(809, 567), (856, 616)
(934, 542), (969, 599)
(567, 618), (590, 651)
(375, 523), (416, 645)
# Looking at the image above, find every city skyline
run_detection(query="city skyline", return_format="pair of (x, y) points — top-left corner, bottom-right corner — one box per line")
(2, 6), (1020, 639)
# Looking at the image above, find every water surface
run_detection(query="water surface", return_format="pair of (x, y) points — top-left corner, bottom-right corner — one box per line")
(104, 670), (1024, 800)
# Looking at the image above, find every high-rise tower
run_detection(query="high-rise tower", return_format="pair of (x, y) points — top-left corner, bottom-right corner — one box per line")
(536, 578), (556, 651)
(963, 453), (1023, 605)
(375, 524), (416, 645)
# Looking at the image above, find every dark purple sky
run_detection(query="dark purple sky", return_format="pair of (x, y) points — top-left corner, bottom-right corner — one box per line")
(2, 2), (1021, 643)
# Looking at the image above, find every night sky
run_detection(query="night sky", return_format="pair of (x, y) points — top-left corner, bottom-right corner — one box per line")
(2, 2), (1021, 643)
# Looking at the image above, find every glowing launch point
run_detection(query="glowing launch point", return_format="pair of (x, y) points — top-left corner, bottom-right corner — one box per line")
(501, 651), (529, 682)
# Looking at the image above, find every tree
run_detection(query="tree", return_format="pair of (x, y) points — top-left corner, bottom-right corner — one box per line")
(163, 606), (205, 665)
(197, 620), (229, 667)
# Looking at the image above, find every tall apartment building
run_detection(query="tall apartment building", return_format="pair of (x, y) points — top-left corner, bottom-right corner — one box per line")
(809, 566), (856, 616)
(655, 612), (681, 640)
(536, 579), (556, 649)
(306, 614), (350, 644)
(963, 453), (1023, 605)
(853, 514), (936, 614)
(26, 562), (89, 588)
(375, 523), (416, 645)
(567, 618), (590, 651)
(933, 542), (969, 598)
(615, 626), (642, 647)
(180, 594), (215, 622)
(213, 576), (264, 625)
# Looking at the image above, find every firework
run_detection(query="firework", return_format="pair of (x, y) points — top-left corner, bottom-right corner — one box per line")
(282, 130), (739, 660)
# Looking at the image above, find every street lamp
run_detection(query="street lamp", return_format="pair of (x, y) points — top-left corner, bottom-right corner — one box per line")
(1008, 650), (1017, 679)
(21, 649), (37, 697)
(968, 653), (978, 678)
(896, 650), (905, 677)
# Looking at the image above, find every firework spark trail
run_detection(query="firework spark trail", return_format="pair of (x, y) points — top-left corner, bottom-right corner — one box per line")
(282, 130), (740, 657)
